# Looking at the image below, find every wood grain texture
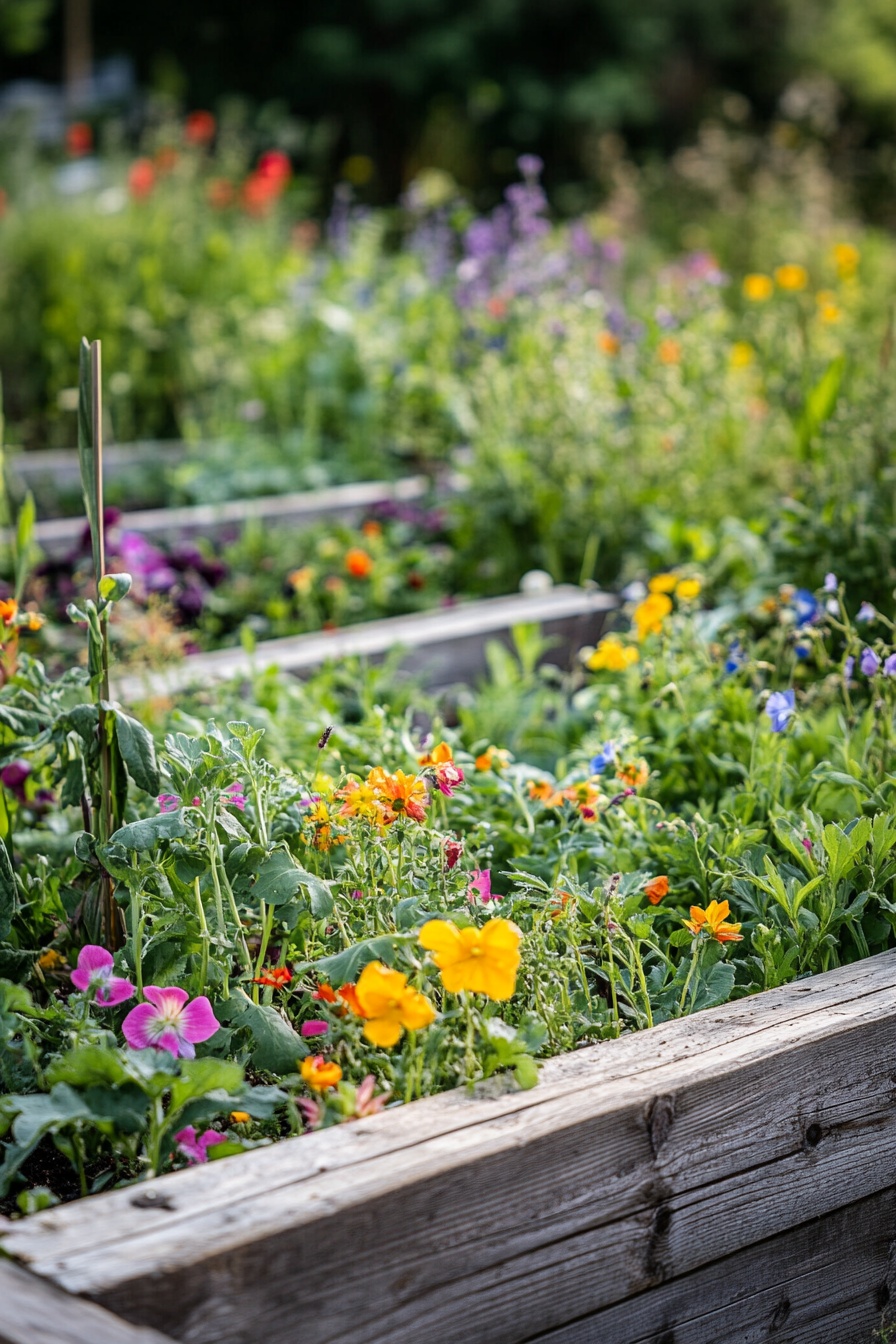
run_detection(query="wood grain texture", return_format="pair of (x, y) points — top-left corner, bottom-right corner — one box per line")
(112, 584), (617, 701)
(5, 953), (896, 1344)
(0, 1260), (179, 1344)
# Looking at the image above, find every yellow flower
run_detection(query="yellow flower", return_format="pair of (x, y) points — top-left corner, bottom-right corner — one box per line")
(417, 741), (454, 767)
(648, 573), (678, 594)
(742, 273), (773, 302)
(586, 635), (639, 672)
(774, 264), (808, 292)
(230, 1111), (250, 1124)
(729, 341), (754, 368)
(683, 899), (743, 943)
(675, 577), (702, 601)
(419, 917), (522, 1000)
(817, 299), (841, 324)
(336, 778), (381, 821)
(287, 566), (315, 595)
(37, 949), (66, 972)
(301, 1055), (343, 1090)
(354, 961), (436, 1047)
(634, 592), (672, 641)
(475, 745), (510, 772)
(832, 242), (859, 279)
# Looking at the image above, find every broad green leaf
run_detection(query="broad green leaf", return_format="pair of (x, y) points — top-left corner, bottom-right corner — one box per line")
(796, 354), (844, 458)
(112, 709), (160, 797)
(252, 849), (332, 914)
(47, 1045), (132, 1090)
(218, 997), (306, 1073)
(311, 933), (407, 985)
(168, 1058), (244, 1114)
(108, 810), (188, 851)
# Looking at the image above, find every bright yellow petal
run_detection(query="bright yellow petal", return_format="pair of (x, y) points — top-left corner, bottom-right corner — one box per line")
(480, 918), (523, 954)
(363, 1017), (404, 1047)
(399, 988), (436, 1031)
(419, 919), (463, 962)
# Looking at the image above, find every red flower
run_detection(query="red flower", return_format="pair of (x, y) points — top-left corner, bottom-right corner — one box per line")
(257, 150), (291, 186)
(185, 110), (216, 146)
(128, 158), (156, 199)
(242, 171), (279, 216)
(253, 967), (292, 988)
(66, 122), (92, 158)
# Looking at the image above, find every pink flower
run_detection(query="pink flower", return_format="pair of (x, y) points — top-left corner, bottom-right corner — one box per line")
(353, 1074), (389, 1117)
(444, 838), (463, 869)
(70, 945), (135, 1007)
(122, 986), (220, 1058)
(222, 782), (246, 810)
(158, 794), (181, 813)
(350, 888), (363, 900)
(434, 762), (464, 797)
(467, 869), (499, 904)
(300, 1019), (329, 1037)
(174, 1126), (227, 1165)
(801, 838), (813, 853)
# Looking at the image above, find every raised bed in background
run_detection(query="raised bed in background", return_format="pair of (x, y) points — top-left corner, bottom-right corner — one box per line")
(3, 953), (896, 1343)
(113, 584), (617, 703)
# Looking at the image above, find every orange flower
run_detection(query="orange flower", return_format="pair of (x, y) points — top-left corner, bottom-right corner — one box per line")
(354, 961), (436, 1047)
(657, 338), (681, 365)
(563, 780), (604, 820)
(633, 592), (672, 641)
(65, 121), (92, 157)
(644, 875), (669, 905)
(127, 157), (155, 199)
(336, 778), (382, 822)
(253, 967), (292, 988)
(22, 612), (44, 632)
(528, 779), (564, 807)
(345, 548), (374, 579)
(337, 982), (363, 1016)
(418, 741), (453, 767)
(597, 331), (620, 356)
(367, 768), (427, 824)
(185, 109), (216, 146)
(230, 1110), (250, 1124)
(0, 598), (18, 627)
(37, 949), (66, 971)
(475, 745), (510, 772)
(361, 519), (382, 539)
(305, 799), (338, 850)
(287, 565), (314, 595)
(301, 1055), (342, 1091)
(312, 983), (338, 1004)
(683, 899), (743, 943)
(616, 759), (649, 789)
(549, 890), (572, 922)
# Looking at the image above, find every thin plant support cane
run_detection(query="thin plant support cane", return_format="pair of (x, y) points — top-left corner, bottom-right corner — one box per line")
(69, 338), (154, 950)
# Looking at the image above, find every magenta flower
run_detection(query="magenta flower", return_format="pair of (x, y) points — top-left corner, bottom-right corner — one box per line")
(467, 869), (498, 904)
(157, 782), (244, 813)
(122, 986), (220, 1058)
(300, 1019), (329, 1037)
(174, 1126), (227, 1165)
(434, 761), (464, 797)
(801, 838), (813, 853)
(70, 945), (135, 1007)
(158, 794), (182, 813)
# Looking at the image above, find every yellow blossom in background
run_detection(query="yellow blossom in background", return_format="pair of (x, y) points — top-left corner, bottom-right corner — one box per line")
(597, 330), (620, 356)
(729, 341), (754, 369)
(743, 273), (773, 302)
(774, 264), (808, 292)
(475, 745), (511, 772)
(634, 592), (672, 641)
(657, 338), (681, 365)
(287, 566), (315, 595)
(676, 577), (702, 601)
(354, 961), (436, 1046)
(832, 242), (859, 279)
(816, 291), (841, 323)
(230, 1111), (250, 1124)
(585, 635), (639, 672)
(528, 778), (565, 807)
(37, 949), (66, 972)
(616, 758), (649, 789)
(301, 1055), (343, 1090)
(648, 573), (678, 594)
(419, 917), (522, 1000)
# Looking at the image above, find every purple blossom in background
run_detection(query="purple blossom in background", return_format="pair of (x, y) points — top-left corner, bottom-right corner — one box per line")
(70, 945), (135, 1007)
(766, 689), (796, 733)
(844, 656), (855, 680)
(860, 647), (880, 677)
(858, 602), (877, 624)
(824, 573), (838, 593)
(174, 1126), (227, 1165)
(123, 986), (219, 1058)
(517, 153), (543, 179)
(0, 759), (31, 804)
(885, 654), (896, 677)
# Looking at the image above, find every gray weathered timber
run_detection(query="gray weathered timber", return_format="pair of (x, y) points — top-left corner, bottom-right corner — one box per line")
(4, 952), (896, 1344)
(529, 1188), (896, 1344)
(112, 584), (617, 702)
(0, 1259), (179, 1344)
(7, 442), (189, 500)
(0, 474), (459, 559)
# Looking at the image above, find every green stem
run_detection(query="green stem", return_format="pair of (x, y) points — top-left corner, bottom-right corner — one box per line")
(678, 941), (702, 1015)
(131, 882), (144, 998)
(193, 877), (210, 995)
(462, 992), (477, 1087)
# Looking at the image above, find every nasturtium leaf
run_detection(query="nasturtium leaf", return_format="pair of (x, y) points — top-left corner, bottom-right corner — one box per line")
(168, 1058), (244, 1114)
(217, 997), (306, 1073)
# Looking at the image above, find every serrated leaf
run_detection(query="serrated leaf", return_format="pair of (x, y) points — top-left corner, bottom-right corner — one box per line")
(112, 709), (160, 797)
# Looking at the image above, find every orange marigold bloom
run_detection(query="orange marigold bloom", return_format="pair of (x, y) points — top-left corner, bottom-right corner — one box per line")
(644, 875), (669, 905)
(0, 598), (18, 627)
(361, 519), (382, 539)
(345, 548), (374, 579)
(683, 899), (743, 943)
(367, 768), (427, 824)
(230, 1110), (250, 1124)
(634, 592), (672, 641)
(301, 1055), (343, 1091)
(253, 967), (292, 988)
(616, 758), (649, 789)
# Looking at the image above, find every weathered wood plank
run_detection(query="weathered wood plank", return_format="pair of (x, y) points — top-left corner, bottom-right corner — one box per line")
(5, 953), (896, 1344)
(0, 1259), (179, 1344)
(112, 585), (618, 702)
(529, 1187), (896, 1344)
(1, 474), (460, 559)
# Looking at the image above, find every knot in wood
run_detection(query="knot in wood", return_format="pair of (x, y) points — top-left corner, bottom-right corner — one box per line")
(647, 1094), (676, 1156)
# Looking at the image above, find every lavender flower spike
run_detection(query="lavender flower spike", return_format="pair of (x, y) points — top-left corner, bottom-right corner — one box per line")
(766, 689), (796, 733)
(70, 945), (135, 1007)
(123, 986), (220, 1058)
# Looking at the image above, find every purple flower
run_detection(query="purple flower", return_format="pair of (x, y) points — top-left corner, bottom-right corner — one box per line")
(858, 602), (877, 624)
(468, 869), (498, 904)
(517, 153), (543, 180)
(590, 742), (616, 773)
(122, 986), (220, 1058)
(824, 573), (838, 593)
(70, 945), (135, 1007)
(885, 654), (896, 677)
(860, 647), (880, 677)
(158, 794), (182, 813)
(300, 1019), (329, 1037)
(174, 1126), (227, 1165)
(0, 759), (31, 803)
(766, 689), (796, 733)
(350, 888), (364, 900)
(844, 656), (855, 680)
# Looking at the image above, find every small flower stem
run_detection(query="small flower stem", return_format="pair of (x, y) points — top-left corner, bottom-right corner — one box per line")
(678, 941), (702, 1015)
(193, 877), (210, 995)
(253, 901), (276, 992)
(462, 992), (477, 1087)
(130, 882), (144, 998)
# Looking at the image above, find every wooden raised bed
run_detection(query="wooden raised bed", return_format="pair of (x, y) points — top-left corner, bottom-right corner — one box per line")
(113, 584), (618, 702)
(3, 952), (896, 1342)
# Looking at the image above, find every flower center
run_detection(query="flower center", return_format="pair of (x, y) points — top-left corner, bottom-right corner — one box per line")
(470, 947), (482, 958)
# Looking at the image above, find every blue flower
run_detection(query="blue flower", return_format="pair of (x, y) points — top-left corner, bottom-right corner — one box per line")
(794, 641), (811, 661)
(724, 640), (746, 675)
(884, 654), (896, 677)
(766, 689), (795, 733)
(861, 647), (880, 677)
(590, 742), (616, 773)
(793, 589), (819, 627)
(823, 572), (838, 593)
(857, 602), (877, 624)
